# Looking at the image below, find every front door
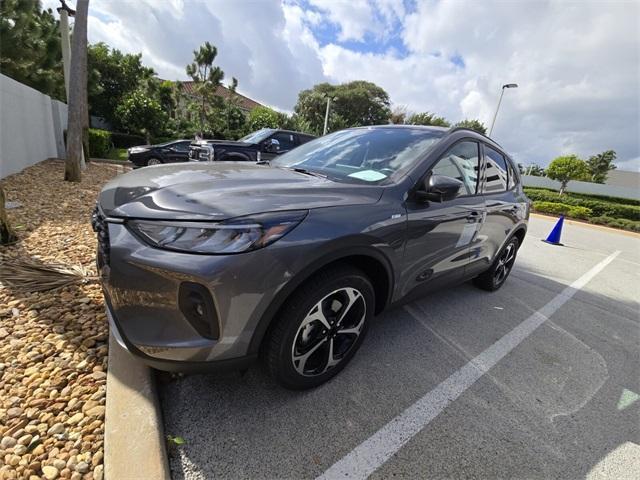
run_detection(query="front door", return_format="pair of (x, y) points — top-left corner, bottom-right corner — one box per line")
(260, 132), (298, 161)
(400, 140), (484, 299)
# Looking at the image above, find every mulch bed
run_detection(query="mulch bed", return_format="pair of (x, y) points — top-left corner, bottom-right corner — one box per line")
(1, 160), (128, 480)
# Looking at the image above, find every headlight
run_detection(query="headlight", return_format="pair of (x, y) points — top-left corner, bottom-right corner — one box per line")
(129, 147), (150, 154)
(127, 211), (307, 254)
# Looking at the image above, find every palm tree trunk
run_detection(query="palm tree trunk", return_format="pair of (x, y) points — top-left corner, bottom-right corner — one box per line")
(0, 185), (17, 245)
(65, 0), (89, 182)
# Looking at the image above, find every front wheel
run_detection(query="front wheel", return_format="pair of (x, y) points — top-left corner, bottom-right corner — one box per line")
(473, 236), (519, 291)
(264, 266), (374, 389)
(147, 157), (162, 166)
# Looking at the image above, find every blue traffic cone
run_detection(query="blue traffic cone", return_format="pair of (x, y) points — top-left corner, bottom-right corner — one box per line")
(542, 215), (564, 246)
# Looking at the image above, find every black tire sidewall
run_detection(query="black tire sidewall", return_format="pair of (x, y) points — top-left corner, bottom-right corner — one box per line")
(491, 236), (519, 289)
(272, 269), (374, 389)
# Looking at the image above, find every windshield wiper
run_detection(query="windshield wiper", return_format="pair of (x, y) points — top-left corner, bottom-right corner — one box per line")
(286, 167), (327, 179)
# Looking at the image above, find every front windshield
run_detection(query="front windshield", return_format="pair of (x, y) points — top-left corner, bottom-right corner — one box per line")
(272, 127), (444, 184)
(239, 128), (274, 144)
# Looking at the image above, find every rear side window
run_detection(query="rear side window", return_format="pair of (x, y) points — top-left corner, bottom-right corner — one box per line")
(431, 141), (480, 195)
(483, 145), (509, 193)
(507, 159), (518, 189)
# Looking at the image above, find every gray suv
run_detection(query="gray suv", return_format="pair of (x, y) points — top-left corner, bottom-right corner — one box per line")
(94, 125), (529, 389)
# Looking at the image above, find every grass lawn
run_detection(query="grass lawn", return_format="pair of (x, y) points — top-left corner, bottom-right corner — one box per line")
(105, 147), (128, 161)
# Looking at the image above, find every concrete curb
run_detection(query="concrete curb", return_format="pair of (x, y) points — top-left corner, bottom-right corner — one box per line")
(90, 158), (134, 167)
(104, 333), (171, 480)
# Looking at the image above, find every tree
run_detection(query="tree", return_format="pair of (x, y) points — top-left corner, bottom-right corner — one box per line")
(294, 81), (391, 135)
(408, 112), (450, 127)
(0, 185), (17, 245)
(65, 0), (89, 182)
(586, 150), (617, 183)
(546, 155), (589, 195)
(88, 42), (155, 127)
(247, 106), (280, 131)
(389, 105), (408, 124)
(115, 90), (166, 142)
(0, 0), (65, 100)
(525, 163), (546, 176)
(455, 119), (487, 134)
(186, 41), (224, 135)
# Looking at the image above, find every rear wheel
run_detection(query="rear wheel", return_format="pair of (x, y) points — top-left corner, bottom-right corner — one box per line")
(264, 266), (374, 389)
(147, 157), (162, 166)
(473, 236), (519, 291)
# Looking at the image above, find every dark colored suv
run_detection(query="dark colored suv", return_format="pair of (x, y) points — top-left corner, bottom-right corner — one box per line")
(188, 128), (316, 163)
(95, 125), (529, 389)
(128, 139), (192, 168)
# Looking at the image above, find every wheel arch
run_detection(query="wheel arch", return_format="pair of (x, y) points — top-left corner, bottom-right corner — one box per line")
(248, 247), (394, 355)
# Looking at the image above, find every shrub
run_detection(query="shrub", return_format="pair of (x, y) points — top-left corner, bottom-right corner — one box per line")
(111, 132), (146, 148)
(525, 188), (640, 221)
(88, 129), (111, 158)
(532, 201), (572, 216)
(566, 205), (593, 219)
(589, 216), (640, 232)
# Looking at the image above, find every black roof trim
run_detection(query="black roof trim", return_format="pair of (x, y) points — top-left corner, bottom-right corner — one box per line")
(446, 126), (504, 149)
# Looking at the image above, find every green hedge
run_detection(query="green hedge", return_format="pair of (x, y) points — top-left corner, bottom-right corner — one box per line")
(524, 188), (640, 221)
(532, 201), (593, 219)
(88, 129), (111, 158)
(111, 132), (146, 148)
(589, 216), (640, 232)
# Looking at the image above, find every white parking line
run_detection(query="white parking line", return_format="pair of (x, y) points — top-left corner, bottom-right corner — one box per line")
(318, 250), (621, 480)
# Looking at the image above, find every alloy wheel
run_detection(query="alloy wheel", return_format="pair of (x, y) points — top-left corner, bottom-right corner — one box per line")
(291, 287), (366, 377)
(147, 158), (161, 166)
(494, 242), (517, 286)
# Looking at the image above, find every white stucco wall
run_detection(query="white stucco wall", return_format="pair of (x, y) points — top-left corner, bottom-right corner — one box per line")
(0, 74), (68, 179)
(522, 175), (640, 200)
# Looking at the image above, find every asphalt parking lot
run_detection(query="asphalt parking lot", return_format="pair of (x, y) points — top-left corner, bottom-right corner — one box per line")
(159, 215), (639, 480)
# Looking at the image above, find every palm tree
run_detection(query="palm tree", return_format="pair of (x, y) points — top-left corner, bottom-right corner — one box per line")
(186, 42), (224, 136)
(65, 0), (89, 181)
(0, 185), (17, 245)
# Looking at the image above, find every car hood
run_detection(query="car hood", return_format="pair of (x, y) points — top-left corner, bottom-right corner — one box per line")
(194, 140), (253, 148)
(98, 162), (383, 220)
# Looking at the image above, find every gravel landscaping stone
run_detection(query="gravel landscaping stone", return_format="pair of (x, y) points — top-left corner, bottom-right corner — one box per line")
(1, 160), (130, 480)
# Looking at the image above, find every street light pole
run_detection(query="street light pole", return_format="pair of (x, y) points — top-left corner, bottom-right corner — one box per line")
(323, 97), (331, 135)
(489, 83), (518, 137)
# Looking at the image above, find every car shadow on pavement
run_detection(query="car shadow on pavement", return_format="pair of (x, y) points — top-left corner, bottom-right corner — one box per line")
(158, 267), (639, 480)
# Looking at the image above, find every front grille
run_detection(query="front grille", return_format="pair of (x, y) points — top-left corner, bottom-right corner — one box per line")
(91, 205), (110, 267)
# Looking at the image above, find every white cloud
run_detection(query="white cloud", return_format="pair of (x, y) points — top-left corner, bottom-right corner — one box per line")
(43, 0), (639, 169)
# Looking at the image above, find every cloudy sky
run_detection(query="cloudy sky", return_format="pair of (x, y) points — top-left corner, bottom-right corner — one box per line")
(45, 0), (639, 170)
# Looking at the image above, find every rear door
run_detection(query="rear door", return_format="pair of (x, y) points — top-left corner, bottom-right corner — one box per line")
(468, 143), (520, 276)
(401, 140), (485, 298)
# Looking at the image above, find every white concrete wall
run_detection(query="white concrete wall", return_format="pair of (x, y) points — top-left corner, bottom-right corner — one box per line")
(0, 74), (68, 179)
(522, 175), (640, 201)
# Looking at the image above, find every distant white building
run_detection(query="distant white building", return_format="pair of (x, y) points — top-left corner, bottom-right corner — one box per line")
(605, 170), (640, 190)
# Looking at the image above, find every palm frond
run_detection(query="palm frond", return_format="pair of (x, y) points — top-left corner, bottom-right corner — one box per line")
(0, 258), (98, 292)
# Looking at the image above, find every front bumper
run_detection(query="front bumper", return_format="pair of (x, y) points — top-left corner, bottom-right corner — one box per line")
(107, 305), (257, 372)
(98, 220), (297, 369)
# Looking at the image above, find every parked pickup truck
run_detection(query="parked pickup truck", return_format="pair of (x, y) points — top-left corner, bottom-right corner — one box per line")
(188, 128), (316, 163)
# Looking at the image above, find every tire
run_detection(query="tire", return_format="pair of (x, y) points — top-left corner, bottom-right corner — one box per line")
(473, 236), (519, 292)
(264, 265), (374, 390)
(147, 157), (162, 166)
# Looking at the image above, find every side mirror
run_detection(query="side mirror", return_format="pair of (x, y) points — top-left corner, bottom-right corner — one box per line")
(264, 138), (280, 152)
(416, 174), (464, 202)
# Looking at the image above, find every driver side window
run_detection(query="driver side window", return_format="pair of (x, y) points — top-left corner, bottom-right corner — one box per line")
(430, 141), (480, 196)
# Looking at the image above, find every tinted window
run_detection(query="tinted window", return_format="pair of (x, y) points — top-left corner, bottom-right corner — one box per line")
(483, 145), (508, 193)
(271, 132), (296, 151)
(240, 129), (274, 144)
(507, 159), (518, 189)
(431, 141), (480, 195)
(273, 127), (444, 185)
(173, 142), (190, 152)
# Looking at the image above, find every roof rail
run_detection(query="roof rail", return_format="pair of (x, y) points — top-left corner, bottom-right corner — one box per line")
(447, 126), (503, 148)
